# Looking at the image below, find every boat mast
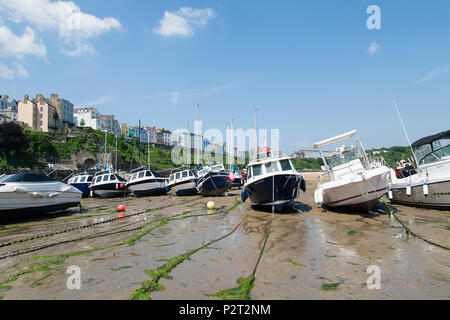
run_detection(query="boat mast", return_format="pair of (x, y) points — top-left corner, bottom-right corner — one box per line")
(147, 127), (151, 169)
(254, 108), (258, 161)
(393, 101), (419, 166)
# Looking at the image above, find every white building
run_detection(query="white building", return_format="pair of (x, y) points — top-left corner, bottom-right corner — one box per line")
(74, 107), (120, 136)
(0, 95), (18, 122)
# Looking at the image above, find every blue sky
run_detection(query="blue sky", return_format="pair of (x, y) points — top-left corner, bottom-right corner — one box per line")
(0, 0), (449, 153)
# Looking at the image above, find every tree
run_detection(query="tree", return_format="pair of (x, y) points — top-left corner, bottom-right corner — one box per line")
(0, 122), (28, 155)
(80, 119), (85, 126)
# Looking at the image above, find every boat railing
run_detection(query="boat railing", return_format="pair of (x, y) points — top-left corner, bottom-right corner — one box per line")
(368, 157), (389, 169)
(249, 149), (287, 162)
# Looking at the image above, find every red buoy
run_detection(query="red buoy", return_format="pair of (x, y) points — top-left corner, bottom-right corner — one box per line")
(117, 204), (126, 212)
(119, 184), (124, 189)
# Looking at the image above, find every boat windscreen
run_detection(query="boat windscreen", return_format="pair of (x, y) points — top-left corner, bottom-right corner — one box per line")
(0, 174), (56, 183)
(326, 148), (362, 168)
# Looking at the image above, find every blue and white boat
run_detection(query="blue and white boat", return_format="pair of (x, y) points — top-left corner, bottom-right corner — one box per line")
(68, 173), (93, 198)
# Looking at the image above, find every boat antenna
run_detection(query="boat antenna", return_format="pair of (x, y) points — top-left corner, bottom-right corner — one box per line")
(393, 101), (419, 166)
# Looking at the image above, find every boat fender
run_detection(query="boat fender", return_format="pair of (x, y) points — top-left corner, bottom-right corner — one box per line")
(388, 189), (393, 200)
(166, 186), (169, 193)
(406, 184), (411, 197)
(300, 178), (306, 193)
(423, 183), (429, 197)
(314, 189), (323, 205)
(30, 192), (44, 199)
(47, 192), (60, 198)
(241, 189), (248, 203)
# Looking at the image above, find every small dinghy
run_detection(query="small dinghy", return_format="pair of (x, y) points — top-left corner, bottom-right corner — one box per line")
(0, 173), (82, 214)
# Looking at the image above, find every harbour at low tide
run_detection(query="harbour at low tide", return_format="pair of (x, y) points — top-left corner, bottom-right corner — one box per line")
(0, 172), (448, 300)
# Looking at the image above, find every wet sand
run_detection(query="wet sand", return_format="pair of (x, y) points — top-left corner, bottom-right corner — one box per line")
(0, 172), (448, 300)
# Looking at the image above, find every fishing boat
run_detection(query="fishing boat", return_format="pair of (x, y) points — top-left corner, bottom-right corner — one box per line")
(168, 168), (198, 196)
(230, 170), (244, 188)
(0, 173), (82, 214)
(127, 166), (169, 197)
(68, 172), (93, 198)
(313, 130), (390, 212)
(388, 130), (450, 209)
(89, 168), (128, 198)
(241, 149), (306, 212)
(197, 163), (232, 196)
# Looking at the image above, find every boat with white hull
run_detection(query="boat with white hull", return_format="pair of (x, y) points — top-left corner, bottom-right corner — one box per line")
(242, 150), (306, 212)
(168, 169), (198, 196)
(89, 169), (128, 198)
(388, 130), (450, 209)
(0, 173), (82, 214)
(314, 130), (390, 212)
(127, 167), (169, 197)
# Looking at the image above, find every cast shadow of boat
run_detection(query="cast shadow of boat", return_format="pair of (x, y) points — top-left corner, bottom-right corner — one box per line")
(0, 208), (82, 226)
(251, 201), (312, 215)
(321, 201), (391, 218)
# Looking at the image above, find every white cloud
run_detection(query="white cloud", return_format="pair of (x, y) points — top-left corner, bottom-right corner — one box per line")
(368, 42), (379, 55)
(0, 61), (29, 79)
(0, 62), (14, 79)
(416, 66), (450, 84)
(14, 62), (29, 78)
(0, 0), (121, 56)
(0, 25), (47, 59)
(154, 7), (214, 37)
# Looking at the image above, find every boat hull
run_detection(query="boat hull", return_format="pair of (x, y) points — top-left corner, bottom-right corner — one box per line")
(198, 173), (231, 196)
(90, 183), (127, 198)
(245, 174), (302, 211)
(171, 180), (197, 196)
(0, 183), (82, 214)
(390, 180), (450, 210)
(319, 170), (390, 212)
(127, 179), (169, 197)
(70, 183), (91, 198)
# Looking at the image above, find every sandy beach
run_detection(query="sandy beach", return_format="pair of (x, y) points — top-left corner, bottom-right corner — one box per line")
(0, 173), (448, 300)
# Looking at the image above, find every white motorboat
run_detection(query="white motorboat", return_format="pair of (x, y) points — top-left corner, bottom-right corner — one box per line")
(89, 168), (128, 198)
(388, 130), (450, 209)
(127, 167), (169, 197)
(314, 130), (390, 212)
(168, 168), (198, 196)
(0, 173), (82, 214)
(242, 149), (306, 212)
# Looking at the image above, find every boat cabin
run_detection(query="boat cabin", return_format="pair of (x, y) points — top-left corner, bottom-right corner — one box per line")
(246, 158), (296, 182)
(68, 174), (93, 185)
(168, 169), (197, 185)
(91, 171), (126, 186)
(412, 130), (450, 166)
(197, 164), (226, 177)
(128, 167), (157, 184)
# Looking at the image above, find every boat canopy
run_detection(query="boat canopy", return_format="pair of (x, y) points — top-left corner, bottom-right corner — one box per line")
(314, 130), (358, 150)
(411, 130), (450, 149)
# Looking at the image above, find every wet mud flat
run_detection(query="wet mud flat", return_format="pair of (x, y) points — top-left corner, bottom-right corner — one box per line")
(0, 174), (448, 300)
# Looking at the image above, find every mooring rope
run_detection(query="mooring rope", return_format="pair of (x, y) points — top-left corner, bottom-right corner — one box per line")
(381, 199), (449, 251)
